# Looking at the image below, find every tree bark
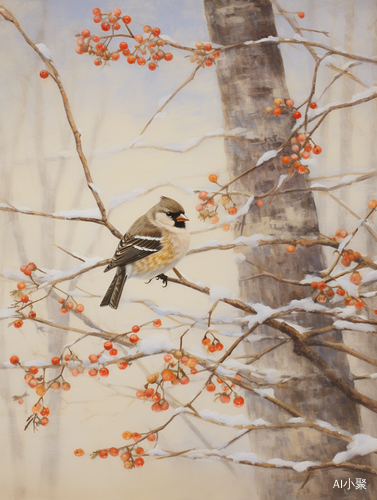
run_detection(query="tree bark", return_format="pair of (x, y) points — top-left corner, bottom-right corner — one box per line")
(203, 1), (370, 498)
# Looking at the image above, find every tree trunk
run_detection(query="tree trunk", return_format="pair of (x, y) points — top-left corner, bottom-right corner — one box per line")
(203, 1), (371, 498)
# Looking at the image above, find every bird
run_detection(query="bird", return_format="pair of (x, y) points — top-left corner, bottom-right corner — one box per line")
(100, 196), (190, 309)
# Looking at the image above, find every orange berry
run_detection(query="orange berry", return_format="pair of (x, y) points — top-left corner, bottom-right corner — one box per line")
(317, 281), (326, 290)
(153, 319), (162, 327)
(326, 290), (335, 297)
(298, 12), (305, 18)
(310, 282), (318, 288)
(206, 383), (216, 392)
(228, 206), (237, 215)
(341, 258), (351, 267)
(74, 449), (85, 457)
(161, 369), (177, 382)
(208, 174), (218, 183)
(210, 215), (219, 224)
(285, 245), (296, 253)
(350, 272), (361, 286)
(75, 304), (84, 313)
(51, 357), (60, 365)
(66, 302), (74, 309)
(17, 282), (26, 289)
(355, 300), (364, 309)
(14, 320), (23, 329)
(368, 200), (377, 210)
(273, 107), (282, 116)
(312, 145), (322, 154)
(281, 156), (290, 165)
(222, 224), (230, 232)
(36, 385), (47, 396)
(202, 338), (211, 346)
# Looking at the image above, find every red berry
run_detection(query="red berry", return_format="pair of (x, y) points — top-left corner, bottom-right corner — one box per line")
(91, 35), (100, 43)
(112, 8), (122, 16)
(10, 355), (19, 365)
(152, 27), (161, 36)
(14, 320), (23, 328)
(286, 99), (294, 107)
(81, 29), (90, 38)
(208, 174), (218, 183)
(20, 265), (28, 272)
(132, 325), (140, 333)
(161, 369), (177, 382)
(317, 281), (326, 290)
(28, 311), (36, 318)
(51, 357), (60, 365)
(101, 22), (110, 31)
(309, 102), (317, 109)
(153, 319), (162, 327)
(60, 308), (68, 314)
(134, 457), (144, 468)
(204, 43), (212, 51)
(298, 12), (305, 19)
(286, 245), (296, 253)
(29, 366), (39, 375)
(356, 300), (364, 309)
(148, 62), (157, 71)
(99, 367), (109, 377)
(164, 354), (172, 362)
(93, 15), (101, 23)
(233, 396), (245, 407)
(273, 107), (282, 116)
(161, 401), (169, 411)
(122, 49), (130, 56)
(24, 268), (32, 276)
(368, 200), (377, 210)
(122, 15), (131, 24)
(137, 57), (146, 66)
(206, 383), (216, 392)
(113, 23), (121, 30)
(228, 207), (237, 215)
(152, 392), (161, 402)
(109, 349), (118, 356)
(293, 111), (302, 119)
(132, 432), (142, 442)
(208, 344), (216, 353)
(129, 334), (139, 343)
(220, 394), (230, 404)
(312, 146), (322, 154)
(180, 376), (190, 385)
(134, 34), (143, 43)
(99, 449), (108, 459)
(205, 59), (213, 67)
(104, 341), (113, 350)
(181, 356), (188, 365)
(145, 388), (154, 398)
(92, 8), (101, 15)
(336, 289), (345, 296)
(41, 407), (50, 416)
(281, 156), (290, 165)
(119, 41), (128, 50)
(215, 343), (224, 351)
(75, 304), (84, 313)
(127, 55), (136, 64)
(112, 53), (120, 61)
(117, 361), (128, 370)
(212, 50), (220, 58)
(40, 417), (49, 426)
(40, 70), (49, 79)
(109, 447), (119, 456)
(88, 369), (98, 377)
(143, 25), (152, 33)
(147, 434), (156, 442)
(310, 282), (318, 288)
(256, 200), (264, 207)
(17, 282), (26, 290)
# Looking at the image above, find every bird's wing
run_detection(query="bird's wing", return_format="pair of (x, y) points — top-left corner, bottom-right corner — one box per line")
(105, 226), (163, 270)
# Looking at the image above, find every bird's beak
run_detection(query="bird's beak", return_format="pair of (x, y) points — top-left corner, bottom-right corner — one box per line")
(176, 214), (189, 222)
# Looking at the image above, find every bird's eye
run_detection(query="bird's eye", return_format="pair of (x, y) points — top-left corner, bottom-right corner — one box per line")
(166, 211), (172, 217)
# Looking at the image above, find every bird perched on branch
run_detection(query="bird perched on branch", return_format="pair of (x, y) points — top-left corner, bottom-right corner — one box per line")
(100, 196), (190, 309)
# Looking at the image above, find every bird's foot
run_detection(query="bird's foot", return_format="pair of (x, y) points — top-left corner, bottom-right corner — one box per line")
(145, 274), (168, 287)
(156, 274), (168, 287)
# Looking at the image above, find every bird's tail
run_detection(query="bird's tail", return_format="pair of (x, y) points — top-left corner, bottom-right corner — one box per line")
(100, 268), (127, 309)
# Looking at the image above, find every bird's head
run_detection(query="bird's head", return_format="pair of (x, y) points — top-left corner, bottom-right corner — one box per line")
(151, 196), (189, 229)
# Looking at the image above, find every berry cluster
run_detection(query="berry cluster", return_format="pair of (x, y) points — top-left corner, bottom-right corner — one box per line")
(201, 334), (224, 352)
(75, 7), (173, 70)
(267, 98), (317, 121)
(189, 41), (220, 67)
(207, 375), (245, 407)
(58, 296), (85, 314)
(280, 132), (322, 177)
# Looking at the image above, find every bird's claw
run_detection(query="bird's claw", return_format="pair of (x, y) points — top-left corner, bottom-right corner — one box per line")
(145, 274), (168, 287)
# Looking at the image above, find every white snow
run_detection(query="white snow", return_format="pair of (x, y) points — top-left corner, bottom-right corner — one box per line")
(333, 433), (377, 463)
(23, 360), (50, 367)
(209, 285), (238, 302)
(255, 388), (275, 398)
(267, 458), (318, 472)
(315, 419), (352, 437)
(199, 409), (252, 427)
(362, 270), (377, 286)
(88, 183), (101, 194)
(0, 309), (15, 319)
(52, 208), (101, 219)
(127, 335), (178, 356)
(108, 187), (147, 210)
(225, 195), (254, 222)
(333, 320), (376, 333)
(147, 445), (170, 457)
(288, 417), (307, 424)
(292, 34), (307, 42)
(338, 234), (353, 254)
(370, 373), (377, 379)
(276, 174), (288, 189)
(244, 36), (280, 46)
(256, 149), (278, 166)
(173, 407), (194, 415)
(58, 150), (73, 159)
(159, 34), (177, 44)
(36, 43), (52, 60)
(37, 256), (104, 285)
(153, 112), (167, 120)
(158, 94), (172, 108)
